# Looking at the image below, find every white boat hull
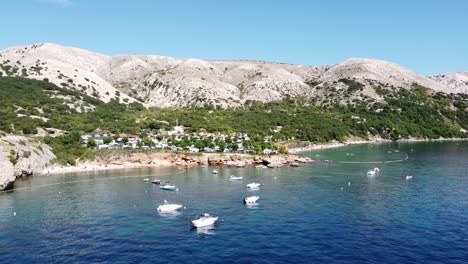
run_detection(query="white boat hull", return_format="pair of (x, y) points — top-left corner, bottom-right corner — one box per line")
(246, 183), (261, 189)
(160, 185), (177, 191)
(157, 204), (183, 212)
(244, 196), (260, 204)
(191, 217), (219, 228)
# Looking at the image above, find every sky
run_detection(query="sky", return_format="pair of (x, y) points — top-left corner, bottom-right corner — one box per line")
(1, 0), (467, 75)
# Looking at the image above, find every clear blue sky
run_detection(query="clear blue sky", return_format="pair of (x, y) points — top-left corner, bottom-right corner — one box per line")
(2, 0), (467, 74)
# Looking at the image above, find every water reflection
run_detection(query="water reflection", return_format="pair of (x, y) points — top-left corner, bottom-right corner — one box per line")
(245, 203), (259, 210)
(194, 225), (216, 235)
(157, 210), (182, 219)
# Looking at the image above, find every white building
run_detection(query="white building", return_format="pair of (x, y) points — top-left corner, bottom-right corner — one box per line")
(263, 148), (272, 155)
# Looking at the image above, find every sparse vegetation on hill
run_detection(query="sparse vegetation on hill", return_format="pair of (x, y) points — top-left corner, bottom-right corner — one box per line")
(0, 76), (467, 165)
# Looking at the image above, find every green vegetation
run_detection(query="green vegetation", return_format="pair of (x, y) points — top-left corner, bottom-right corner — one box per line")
(1, 76), (467, 165)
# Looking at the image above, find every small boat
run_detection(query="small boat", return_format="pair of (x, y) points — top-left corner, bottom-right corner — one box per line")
(290, 162), (300, 167)
(246, 182), (261, 189)
(143, 178), (150, 182)
(151, 179), (161, 184)
(367, 168), (380, 177)
(244, 196), (260, 204)
(255, 165), (267, 169)
(406, 175), (413, 180)
(229, 175), (243, 181)
(157, 200), (183, 212)
(191, 213), (219, 228)
(160, 183), (178, 191)
(212, 170), (219, 174)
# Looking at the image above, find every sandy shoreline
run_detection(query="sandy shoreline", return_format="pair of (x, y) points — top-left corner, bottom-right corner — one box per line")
(287, 137), (468, 153)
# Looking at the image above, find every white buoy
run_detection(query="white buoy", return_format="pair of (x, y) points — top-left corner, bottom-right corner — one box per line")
(13, 212), (16, 216)
(341, 187), (344, 191)
(348, 182), (351, 186)
(406, 175), (413, 181)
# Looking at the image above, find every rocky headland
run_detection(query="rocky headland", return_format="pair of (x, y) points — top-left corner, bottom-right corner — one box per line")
(0, 134), (55, 190)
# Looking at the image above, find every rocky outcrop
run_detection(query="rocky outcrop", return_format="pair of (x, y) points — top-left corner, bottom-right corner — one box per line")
(82, 151), (207, 168)
(0, 150), (15, 190)
(0, 135), (55, 191)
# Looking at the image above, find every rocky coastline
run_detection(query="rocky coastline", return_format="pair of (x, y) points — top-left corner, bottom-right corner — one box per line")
(3, 135), (466, 192)
(0, 135), (55, 191)
(43, 151), (319, 175)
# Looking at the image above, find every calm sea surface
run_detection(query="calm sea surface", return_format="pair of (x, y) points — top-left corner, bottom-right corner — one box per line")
(0, 142), (467, 263)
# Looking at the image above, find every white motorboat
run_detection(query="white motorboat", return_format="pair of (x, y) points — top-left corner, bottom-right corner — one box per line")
(255, 165), (267, 169)
(191, 213), (219, 228)
(229, 175), (243, 180)
(157, 200), (183, 212)
(406, 175), (413, 180)
(212, 170), (219, 174)
(244, 196), (260, 204)
(367, 168), (380, 176)
(143, 178), (150, 182)
(160, 184), (178, 191)
(246, 182), (261, 189)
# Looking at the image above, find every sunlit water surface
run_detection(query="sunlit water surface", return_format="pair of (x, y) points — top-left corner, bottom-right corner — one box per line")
(0, 142), (466, 263)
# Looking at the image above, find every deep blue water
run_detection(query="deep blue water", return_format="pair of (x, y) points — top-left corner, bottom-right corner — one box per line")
(0, 142), (467, 263)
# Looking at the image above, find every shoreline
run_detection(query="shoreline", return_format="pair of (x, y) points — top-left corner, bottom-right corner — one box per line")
(40, 152), (314, 176)
(41, 138), (467, 175)
(287, 137), (468, 153)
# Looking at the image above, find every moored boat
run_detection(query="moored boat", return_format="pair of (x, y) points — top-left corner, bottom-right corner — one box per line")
(151, 179), (161, 184)
(244, 196), (260, 204)
(229, 175), (243, 180)
(246, 182), (261, 189)
(157, 200), (183, 212)
(367, 168), (380, 176)
(160, 183), (178, 191)
(191, 213), (219, 228)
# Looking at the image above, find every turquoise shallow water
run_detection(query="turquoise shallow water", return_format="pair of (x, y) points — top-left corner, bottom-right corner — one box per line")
(0, 142), (467, 263)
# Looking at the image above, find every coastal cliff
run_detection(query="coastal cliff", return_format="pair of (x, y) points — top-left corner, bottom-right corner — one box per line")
(0, 135), (55, 190)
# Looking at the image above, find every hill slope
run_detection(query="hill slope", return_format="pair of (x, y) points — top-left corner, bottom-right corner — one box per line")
(0, 43), (466, 108)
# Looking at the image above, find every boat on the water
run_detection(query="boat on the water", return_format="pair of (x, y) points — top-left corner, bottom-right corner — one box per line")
(244, 196), (260, 204)
(367, 168), (380, 176)
(191, 213), (219, 228)
(255, 165), (267, 169)
(157, 200), (183, 212)
(160, 183), (178, 191)
(151, 179), (161, 184)
(246, 182), (261, 189)
(143, 178), (150, 182)
(212, 170), (219, 174)
(229, 175), (243, 180)
(406, 175), (413, 180)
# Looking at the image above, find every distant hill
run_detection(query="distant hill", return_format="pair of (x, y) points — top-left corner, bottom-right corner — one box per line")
(0, 43), (466, 108)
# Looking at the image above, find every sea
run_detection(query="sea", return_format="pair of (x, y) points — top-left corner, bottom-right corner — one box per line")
(0, 141), (466, 263)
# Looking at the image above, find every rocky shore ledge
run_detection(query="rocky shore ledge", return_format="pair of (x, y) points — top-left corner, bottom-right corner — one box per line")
(43, 151), (319, 175)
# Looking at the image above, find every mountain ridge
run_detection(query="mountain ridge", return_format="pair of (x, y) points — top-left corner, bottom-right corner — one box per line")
(0, 43), (466, 108)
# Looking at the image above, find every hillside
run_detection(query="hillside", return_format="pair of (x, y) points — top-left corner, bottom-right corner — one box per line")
(1, 76), (466, 163)
(0, 43), (467, 108)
